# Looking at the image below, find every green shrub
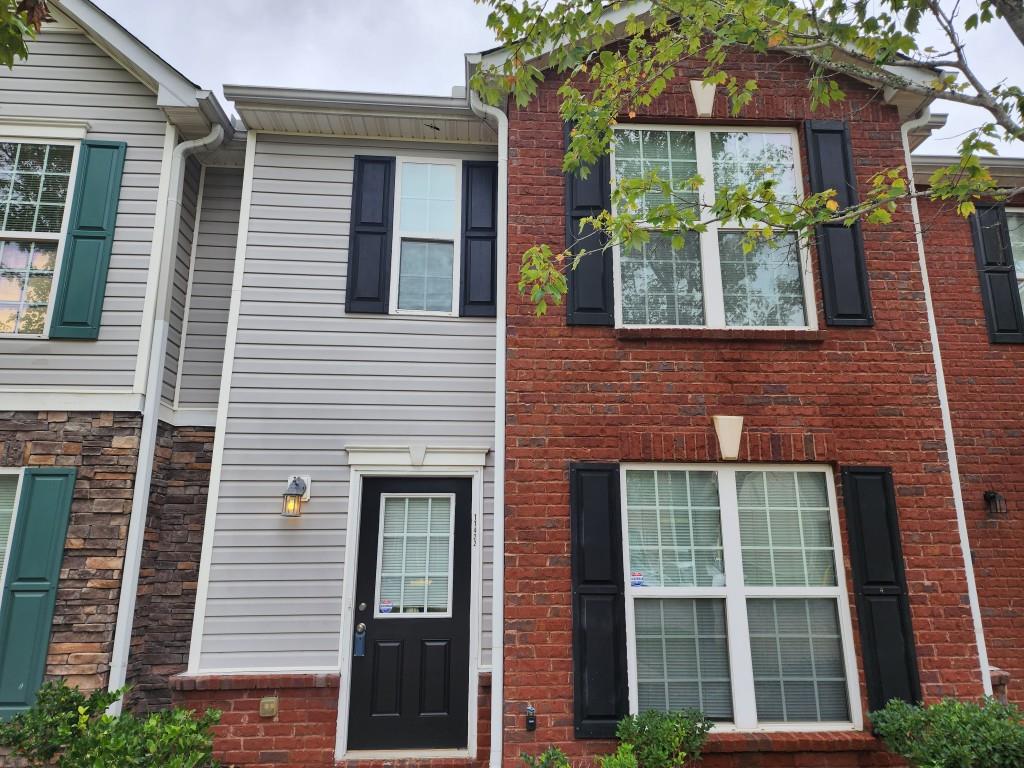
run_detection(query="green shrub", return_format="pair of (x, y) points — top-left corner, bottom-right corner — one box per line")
(871, 697), (1024, 768)
(0, 680), (221, 768)
(598, 742), (639, 768)
(521, 746), (572, 768)
(616, 710), (713, 768)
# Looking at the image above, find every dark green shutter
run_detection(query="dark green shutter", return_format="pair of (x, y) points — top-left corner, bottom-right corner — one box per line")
(564, 125), (614, 326)
(805, 120), (874, 326)
(49, 140), (126, 339)
(841, 467), (921, 712)
(345, 156), (395, 314)
(570, 463), (628, 738)
(460, 161), (498, 317)
(0, 468), (76, 719)
(970, 204), (1024, 343)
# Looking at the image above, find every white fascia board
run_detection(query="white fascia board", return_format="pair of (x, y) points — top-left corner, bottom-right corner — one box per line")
(224, 85), (478, 118)
(912, 153), (1024, 188)
(0, 389), (144, 412)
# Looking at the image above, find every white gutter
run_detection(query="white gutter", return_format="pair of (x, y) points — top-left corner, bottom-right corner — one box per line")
(107, 123), (226, 713)
(901, 108), (993, 696)
(468, 76), (507, 768)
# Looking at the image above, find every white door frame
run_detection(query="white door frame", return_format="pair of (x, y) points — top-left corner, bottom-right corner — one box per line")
(334, 445), (488, 761)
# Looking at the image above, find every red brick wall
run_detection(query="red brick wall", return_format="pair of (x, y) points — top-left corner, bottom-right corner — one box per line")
(503, 51), (985, 766)
(0, 410), (142, 692)
(920, 198), (1024, 702)
(173, 672), (492, 768)
(127, 423), (214, 711)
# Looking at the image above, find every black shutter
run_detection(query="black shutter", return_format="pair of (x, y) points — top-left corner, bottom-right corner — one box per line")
(564, 125), (613, 325)
(570, 462), (628, 738)
(841, 467), (921, 712)
(970, 204), (1024, 343)
(345, 156), (395, 314)
(805, 120), (873, 326)
(460, 161), (498, 317)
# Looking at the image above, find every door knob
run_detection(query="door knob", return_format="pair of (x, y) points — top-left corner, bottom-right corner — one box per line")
(356, 622), (366, 633)
(354, 623), (367, 657)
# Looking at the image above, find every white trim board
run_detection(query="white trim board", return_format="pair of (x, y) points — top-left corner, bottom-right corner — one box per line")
(157, 404), (217, 428)
(186, 130), (257, 674)
(0, 390), (144, 413)
(334, 459), (486, 761)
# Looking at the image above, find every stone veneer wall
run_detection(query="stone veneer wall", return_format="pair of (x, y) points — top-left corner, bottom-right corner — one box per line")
(0, 410), (142, 691)
(127, 423), (214, 711)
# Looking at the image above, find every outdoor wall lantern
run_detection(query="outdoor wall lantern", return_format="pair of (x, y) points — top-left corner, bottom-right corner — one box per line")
(281, 475), (311, 518)
(984, 490), (1008, 518)
(712, 415), (744, 461)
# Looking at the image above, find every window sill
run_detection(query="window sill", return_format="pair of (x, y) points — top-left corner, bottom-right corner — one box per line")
(704, 730), (878, 753)
(615, 327), (826, 343)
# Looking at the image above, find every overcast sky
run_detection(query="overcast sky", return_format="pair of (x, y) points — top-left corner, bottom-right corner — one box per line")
(92, 0), (1024, 157)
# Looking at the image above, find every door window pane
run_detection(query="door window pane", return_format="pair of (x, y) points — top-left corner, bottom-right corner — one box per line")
(634, 598), (733, 719)
(0, 240), (58, 334)
(398, 239), (454, 312)
(376, 495), (453, 616)
(0, 474), (17, 597)
(620, 232), (704, 326)
(737, 471), (836, 587)
(625, 470), (724, 588)
(719, 232), (807, 327)
(747, 598), (850, 722)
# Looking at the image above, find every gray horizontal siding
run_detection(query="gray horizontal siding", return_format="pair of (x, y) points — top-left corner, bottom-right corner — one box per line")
(177, 167), (242, 408)
(162, 157), (200, 404)
(198, 134), (497, 672)
(0, 30), (170, 391)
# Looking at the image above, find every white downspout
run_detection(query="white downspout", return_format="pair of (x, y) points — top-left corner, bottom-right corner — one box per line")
(469, 77), (507, 768)
(901, 108), (992, 695)
(107, 122), (226, 713)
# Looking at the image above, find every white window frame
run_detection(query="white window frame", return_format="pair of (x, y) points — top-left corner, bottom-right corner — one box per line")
(0, 468), (25, 618)
(388, 156), (462, 318)
(610, 125), (818, 331)
(0, 136), (82, 339)
(373, 491), (457, 619)
(1004, 207), (1024, 298)
(619, 463), (861, 732)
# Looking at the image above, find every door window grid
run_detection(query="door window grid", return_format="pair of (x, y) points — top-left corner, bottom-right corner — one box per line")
(611, 126), (813, 330)
(374, 494), (455, 618)
(0, 141), (75, 336)
(622, 465), (860, 731)
(391, 158), (461, 315)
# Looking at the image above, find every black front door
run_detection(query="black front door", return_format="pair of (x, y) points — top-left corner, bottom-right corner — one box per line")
(347, 477), (472, 750)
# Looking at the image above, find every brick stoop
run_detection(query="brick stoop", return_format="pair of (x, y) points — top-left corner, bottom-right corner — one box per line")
(171, 672), (492, 768)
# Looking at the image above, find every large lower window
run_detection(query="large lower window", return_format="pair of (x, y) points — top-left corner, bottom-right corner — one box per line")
(391, 159), (459, 315)
(623, 466), (858, 729)
(0, 142), (74, 335)
(1005, 210), (1024, 304)
(612, 127), (812, 330)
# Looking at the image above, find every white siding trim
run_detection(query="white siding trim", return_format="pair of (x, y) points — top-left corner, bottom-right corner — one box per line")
(172, 165), (206, 409)
(134, 123), (178, 395)
(344, 445), (489, 468)
(187, 131), (257, 673)
(0, 118), (89, 139)
(0, 390), (143, 412)
(157, 403), (217, 427)
(334, 463), (484, 761)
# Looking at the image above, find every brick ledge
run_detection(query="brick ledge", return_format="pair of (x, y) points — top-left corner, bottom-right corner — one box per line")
(616, 328), (827, 343)
(170, 672), (341, 692)
(704, 730), (880, 753)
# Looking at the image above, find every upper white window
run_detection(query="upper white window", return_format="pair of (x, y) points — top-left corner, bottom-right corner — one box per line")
(611, 127), (815, 330)
(622, 465), (860, 730)
(0, 140), (77, 336)
(1005, 209), (1024, 304)
(391, 159), (461, 315)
